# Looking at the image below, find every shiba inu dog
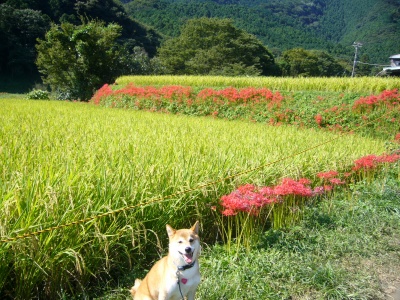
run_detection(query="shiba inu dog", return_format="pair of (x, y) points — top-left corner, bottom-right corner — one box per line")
(130, 221), (201, 300)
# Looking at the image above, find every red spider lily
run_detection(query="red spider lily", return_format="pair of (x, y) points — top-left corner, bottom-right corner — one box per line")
(352, 155), (379, 170)
(222, 208), (237, 216)
(352, 89), (400, 112)
(298, 178), (312, 185)
(317, 170), (339, 179)
(352, 153), (400, 171)
(394, 133), (400, 143)
(237, 184), (256, 194)
(259, 186), (275, 197)
(91, 84), (113, 105)
(273, 178), (313, 197)
(329, 178), (345, 185)
(196, 88), (215, 100)
(314, 114), (323, 126)
(220, 178), (314, 216)
(196, 86), (283, 106)
(377, 153), (400, 163)
(220, 184), (279, 216)
(312, 186), (325, 195)
(220, 151), (399, 221)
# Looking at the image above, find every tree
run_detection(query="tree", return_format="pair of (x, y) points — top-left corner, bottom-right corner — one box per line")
(36, 20), (127, 100)
(157, 18), (276, 76)
(279, 48), (318, 76)
(357, 54), (373, 76)
(312, 50), (346, 76)
(1, 0), (161, 91)
(0, 4), (50, 77)
(279, 48), (344, 77)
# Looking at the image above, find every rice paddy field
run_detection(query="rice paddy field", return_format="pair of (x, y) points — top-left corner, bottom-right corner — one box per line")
(0, 76), (399, 299)
(115, 75), (400, 93)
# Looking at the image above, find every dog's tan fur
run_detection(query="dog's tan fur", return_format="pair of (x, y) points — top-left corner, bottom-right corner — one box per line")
(130, 222), (201, 300)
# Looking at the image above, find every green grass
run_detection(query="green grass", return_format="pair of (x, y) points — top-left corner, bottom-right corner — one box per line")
(0, 95), (396, 298)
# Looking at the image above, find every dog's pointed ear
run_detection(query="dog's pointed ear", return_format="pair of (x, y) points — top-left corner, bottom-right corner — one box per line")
(191, 221), (199, 234)
(166, 224), (175, 237)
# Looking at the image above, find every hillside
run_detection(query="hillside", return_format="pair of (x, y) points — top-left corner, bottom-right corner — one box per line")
(122, 0), (400, 64)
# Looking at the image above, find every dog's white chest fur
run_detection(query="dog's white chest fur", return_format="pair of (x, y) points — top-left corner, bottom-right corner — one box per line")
(165, 266), (201, 300)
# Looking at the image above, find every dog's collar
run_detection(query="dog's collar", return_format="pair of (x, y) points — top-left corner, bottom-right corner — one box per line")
(177, 260), (196, 271)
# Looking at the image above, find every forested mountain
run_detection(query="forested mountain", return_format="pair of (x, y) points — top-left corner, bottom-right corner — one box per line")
(123, 0), (400, 64)
(1, 0), (399, 92)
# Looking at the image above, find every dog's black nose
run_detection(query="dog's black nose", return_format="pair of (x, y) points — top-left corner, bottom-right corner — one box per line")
(185, 247), (192, 253)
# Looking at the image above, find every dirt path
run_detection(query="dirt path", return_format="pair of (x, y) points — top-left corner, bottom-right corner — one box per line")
(387, 283), (400, 300)
(381, 253), (400, 300)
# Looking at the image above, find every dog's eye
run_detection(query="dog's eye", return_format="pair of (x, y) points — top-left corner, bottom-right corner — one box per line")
(189, 238), (194, 243)
(178, 240), (183, 243)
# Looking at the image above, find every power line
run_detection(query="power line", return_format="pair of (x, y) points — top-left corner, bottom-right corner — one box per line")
(356, 61), (390, 67)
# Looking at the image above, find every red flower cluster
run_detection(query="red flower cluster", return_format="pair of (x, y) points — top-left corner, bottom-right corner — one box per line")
(91, 84), (113, 105)
(220, 178), (314, 216)
(91, 84), (285, 113)
(352, 153), (400, 171)
(196, 86), (283, 107)
(113, 84), (193, 103)
(221, 184), (277, 216)
(273, 178), (313, 197)
(352, 89), (400, 112)
(394, 133), (400, 143)
(317, 170), (339, 179)
(221, 151), (399, 217)
(314, 114), (323, 126)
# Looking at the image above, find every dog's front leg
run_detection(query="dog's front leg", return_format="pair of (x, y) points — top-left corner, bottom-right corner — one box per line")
(186, 290), (196, 300)
(157, 291), (167, 300)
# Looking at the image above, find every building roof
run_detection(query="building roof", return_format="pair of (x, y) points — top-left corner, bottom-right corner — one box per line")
(389, 54), (400, 59)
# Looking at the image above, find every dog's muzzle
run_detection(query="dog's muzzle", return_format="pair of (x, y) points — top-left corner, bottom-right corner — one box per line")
(179, 247), (194, 264)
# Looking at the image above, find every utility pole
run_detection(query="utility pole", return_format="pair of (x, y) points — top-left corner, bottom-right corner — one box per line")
(351, 42), (362, 77)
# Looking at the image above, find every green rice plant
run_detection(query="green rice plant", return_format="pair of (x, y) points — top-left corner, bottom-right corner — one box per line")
(0, 98), (386, 298)
(115, 75), (400, 93)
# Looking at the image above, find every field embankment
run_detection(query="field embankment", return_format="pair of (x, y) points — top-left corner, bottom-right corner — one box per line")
(94, 76), (400, 141)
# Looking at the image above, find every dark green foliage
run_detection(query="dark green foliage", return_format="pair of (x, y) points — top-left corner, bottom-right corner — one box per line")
(74, 0), (161, 56)
(4, 0), (161, 55)
(36, 21), (127, 100)
(0, 4), (50, 77)
(279, 48), (345, 77)
(124, 0), (400, 64)
(158, 18), (276, 76)
(0, 0), (161, 92)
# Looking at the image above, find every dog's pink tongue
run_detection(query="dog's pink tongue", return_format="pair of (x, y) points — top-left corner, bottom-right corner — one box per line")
(184, 253), (193, 263)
